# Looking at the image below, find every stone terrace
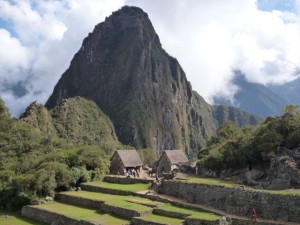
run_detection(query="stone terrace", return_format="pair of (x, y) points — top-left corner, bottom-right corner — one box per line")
(21, 175), (299, 225)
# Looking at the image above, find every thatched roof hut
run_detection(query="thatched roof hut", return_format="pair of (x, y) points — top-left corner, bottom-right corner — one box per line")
(156, 150), (188, 176)
(110, 150), (143, 175)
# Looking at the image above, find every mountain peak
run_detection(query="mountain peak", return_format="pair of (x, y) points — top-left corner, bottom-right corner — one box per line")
(46, 6), (260, 154)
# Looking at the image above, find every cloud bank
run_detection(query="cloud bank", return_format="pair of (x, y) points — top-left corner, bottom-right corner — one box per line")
(0, 0), (300, 116)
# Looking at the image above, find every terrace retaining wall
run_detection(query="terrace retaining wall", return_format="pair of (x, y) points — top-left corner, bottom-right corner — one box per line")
(55, 193), (104, 209)
(104, 175), (152, 184)
(100, 203), (152, 219)
(21, 206), (97, 225)
(159, 180), (300, 223)
(153, 208), (189, 219)
(131, 217), (168, 225)
(80, 184), (132, 195)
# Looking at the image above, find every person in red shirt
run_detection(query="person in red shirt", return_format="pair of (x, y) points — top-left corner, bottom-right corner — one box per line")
(251, 208), (257, 221)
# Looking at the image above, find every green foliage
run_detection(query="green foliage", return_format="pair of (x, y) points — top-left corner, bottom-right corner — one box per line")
(137, 148), (157, 165)
(283, 104), (298, 115)
(0, 97), (120, 209)
(199, 106), (300, 173)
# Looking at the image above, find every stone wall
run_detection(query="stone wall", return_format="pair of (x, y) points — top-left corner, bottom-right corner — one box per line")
(153, 208), (189, 219)
(159, 180), (300, 223)
(231, 218), (281, 225)
(80, 184), (132, 195)
(103, 175), (152, 184)
(131, 217), (167, 225)
(184, 217), (219, 225)
(21, 206), (97, 225)
(55, 193), (103, 209)
(100, 203), (152, 219)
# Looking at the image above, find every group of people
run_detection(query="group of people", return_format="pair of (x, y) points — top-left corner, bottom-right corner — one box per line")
(124, 168), (139, 178)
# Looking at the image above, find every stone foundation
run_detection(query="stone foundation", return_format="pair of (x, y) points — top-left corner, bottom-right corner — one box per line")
(159, 180), (300, 223)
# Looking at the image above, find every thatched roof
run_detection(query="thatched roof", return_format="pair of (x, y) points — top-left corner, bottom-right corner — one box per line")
(113, 150), (143, 167)
(163, 150), (188, 164)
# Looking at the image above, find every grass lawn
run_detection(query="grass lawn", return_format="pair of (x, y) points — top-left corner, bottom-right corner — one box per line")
(256, 188), (300, 195)
(158, 203), (220, 221)
(175, 173), (300, 196)
(83, 181), (152, 193)
(65, 190), (154, 211)
(0, 210), (45, 225)
(35, 202), (129, 225)
(175, 175), (237, 187)
(139, 214), (184, 225)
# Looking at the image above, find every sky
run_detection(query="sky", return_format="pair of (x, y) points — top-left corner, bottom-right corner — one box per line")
(0, 0), (300, 116)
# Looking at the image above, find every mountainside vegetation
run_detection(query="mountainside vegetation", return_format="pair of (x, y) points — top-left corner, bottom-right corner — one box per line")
(0, 97), (122, 210)
(199, 104), (300, 187)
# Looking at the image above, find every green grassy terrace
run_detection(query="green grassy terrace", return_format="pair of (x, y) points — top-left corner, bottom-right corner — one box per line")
(64, 190), (155, 211)
(139, 214), (184, 225)
(65, 190), (221, 220)
(0, 210), (45, 225)
(175, 174), (300, 195)
(33, 202), (129, 225)
(83, 181), (152, 193)
(158, 203), (220, 221)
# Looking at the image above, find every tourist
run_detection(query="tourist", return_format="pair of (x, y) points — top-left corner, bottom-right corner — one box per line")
(251, 208), (257, 221)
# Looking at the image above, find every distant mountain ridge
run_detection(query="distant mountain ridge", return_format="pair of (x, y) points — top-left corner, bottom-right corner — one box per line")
(214, 72), (289, 117)
(46, 6), (261, 156)
(268, 77), (300, 106)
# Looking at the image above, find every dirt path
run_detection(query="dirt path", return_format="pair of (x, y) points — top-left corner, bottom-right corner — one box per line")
(138, 190), (299, 225)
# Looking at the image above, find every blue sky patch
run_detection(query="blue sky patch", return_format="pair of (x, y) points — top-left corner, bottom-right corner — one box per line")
(257, 0), (296, 12)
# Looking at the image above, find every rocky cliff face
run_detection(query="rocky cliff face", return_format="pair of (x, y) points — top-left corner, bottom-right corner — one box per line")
(46, 6), (260, 156)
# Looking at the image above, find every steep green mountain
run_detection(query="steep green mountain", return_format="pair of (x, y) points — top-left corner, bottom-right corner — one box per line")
(50, 97), (118, 146)
(46, 6), (260, 156)
(214, 72), (288, 117)
(20, 101), (57, 137)
(213, 105), (262, 128)
(20, 97), (119, 147)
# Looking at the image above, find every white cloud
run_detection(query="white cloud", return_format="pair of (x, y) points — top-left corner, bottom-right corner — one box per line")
(1, 0), (300, 116)
(126, 0), (300, 101)
(0, 29), (30, 83)
(0, 0), (124, 116)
